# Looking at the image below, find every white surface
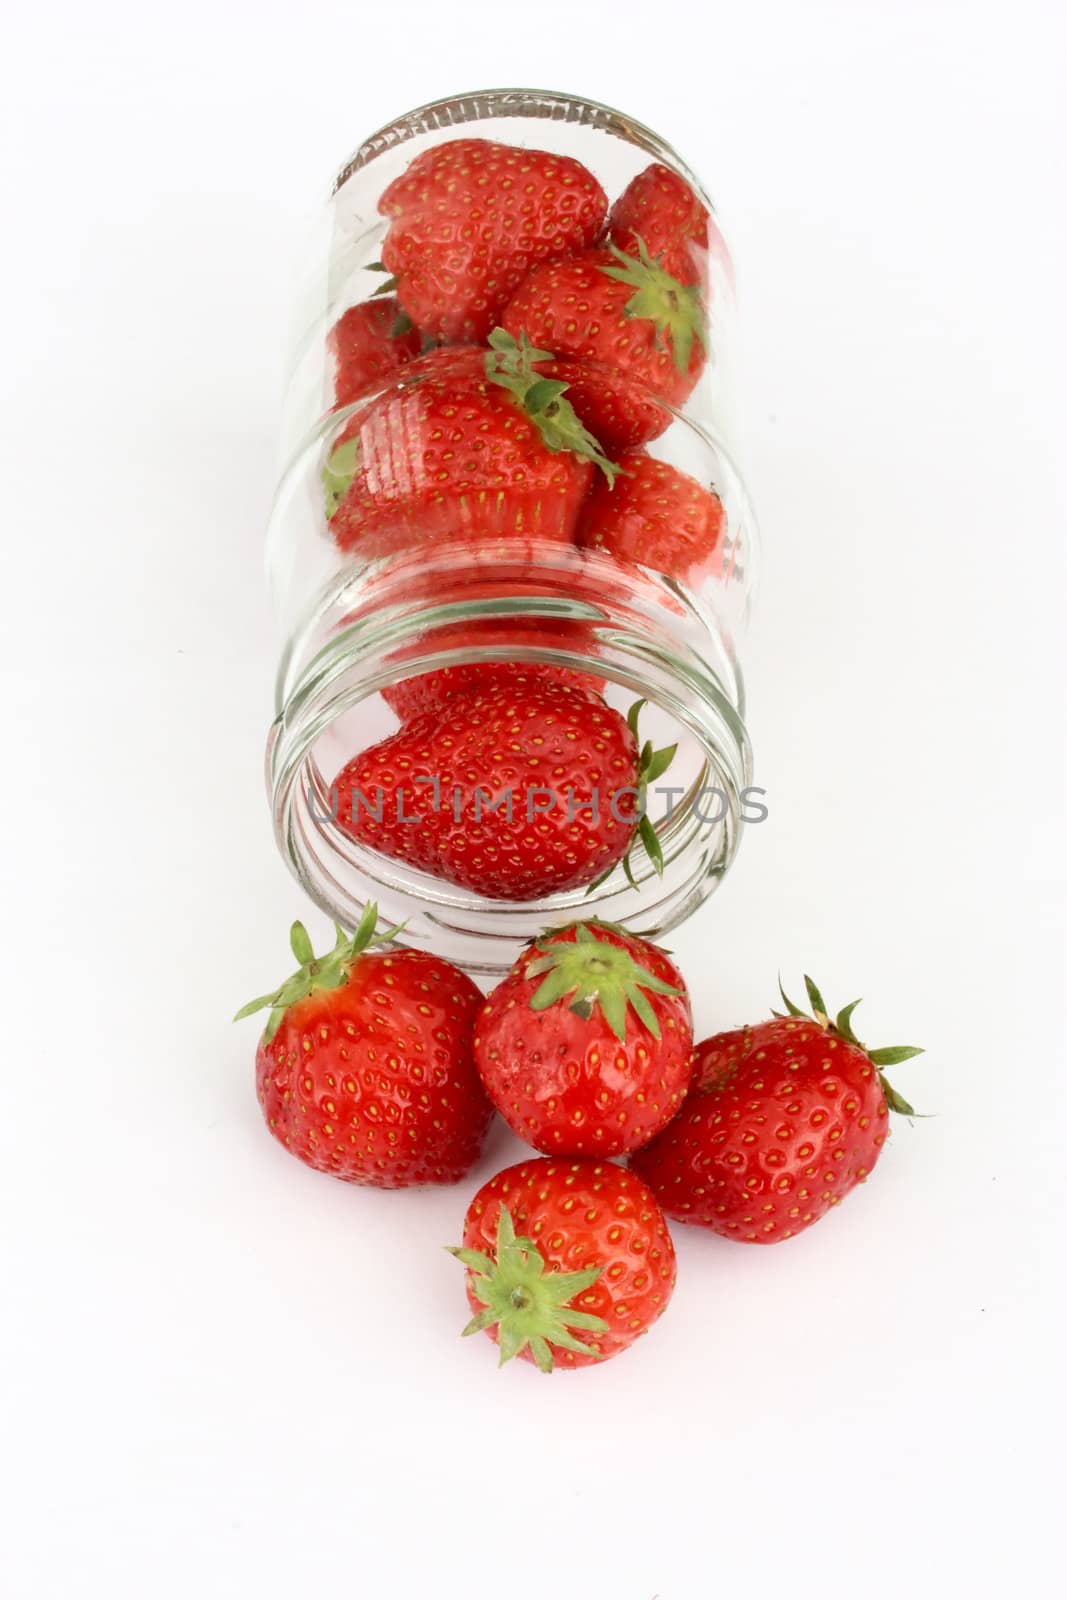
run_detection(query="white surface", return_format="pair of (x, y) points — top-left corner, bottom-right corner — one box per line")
(1, 3), (1064, 1595)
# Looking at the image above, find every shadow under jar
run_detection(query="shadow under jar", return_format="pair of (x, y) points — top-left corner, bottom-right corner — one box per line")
(267, 88), (759, 975)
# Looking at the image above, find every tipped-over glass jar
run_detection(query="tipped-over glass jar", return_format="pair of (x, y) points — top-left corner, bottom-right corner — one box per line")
(266, 89), (759, 974)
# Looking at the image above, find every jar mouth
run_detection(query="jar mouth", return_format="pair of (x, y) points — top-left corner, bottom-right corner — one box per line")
(331, 87), (715, 215)
(268, 539), (752, 976)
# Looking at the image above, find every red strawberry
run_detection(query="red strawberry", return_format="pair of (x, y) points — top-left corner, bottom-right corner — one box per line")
(608, 163), (710, 287)
(474, 920), (693, 1156)
(531, 354), (670, 455)
(502, 245), (709, 450)
(577, 450), (726, 584)
(332, 690), (674, 901)
(631, 977), (922, 1243)
(324, 339), (617, 557)
(384, 658), (604, 723)
(378, 138), (607, 343)
(235, 908), (492, 1188)
(327, 297), (421, 409)
(382, 615), (605, 721)
(450, 1157), (677, 1370)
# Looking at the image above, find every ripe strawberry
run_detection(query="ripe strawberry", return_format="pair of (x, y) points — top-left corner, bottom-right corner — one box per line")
(327, 297), (421, 409)
(332, 691), (674, 901)
(323, 338), (616, 557)
(384, 656), (604, 723)
(607, 163), (710, 287)
(235, 908), (492, 1188)
(528, 354), (669, 455)
(378, 137), (607, 343)
(502, 244), (709, 450)
(474, 920), (693, 1156)
(631, 977), (922, 1243)
(450, 1157), (677, 1371)
(576, 450), (726, 584)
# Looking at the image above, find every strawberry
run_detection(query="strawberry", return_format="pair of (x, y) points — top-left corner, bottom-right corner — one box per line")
(576, 450), (726, 584)
(323, 338), (617, 557)
(327, 297), (421, 409)
(378, 137), (607, 344)
(234, 907), (492, 1188)
(450, 1157), (677, 1371)
(382, 615), (605, 721)
(474, 920), (693, 1156)
(384, 656), (605, 723)
(332, 690), (674, 901)
(631, 977), (922, 1243)
(607, 162), (710, 287)
(502, 244), (709, 450)
(528, 354), (670, 456)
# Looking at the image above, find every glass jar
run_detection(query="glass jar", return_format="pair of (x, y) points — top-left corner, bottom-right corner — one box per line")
(266, 88), (759, 975)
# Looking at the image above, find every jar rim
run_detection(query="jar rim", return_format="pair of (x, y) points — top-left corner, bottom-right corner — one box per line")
(268, 538), (753, 975)
(331, 86), (715, 216)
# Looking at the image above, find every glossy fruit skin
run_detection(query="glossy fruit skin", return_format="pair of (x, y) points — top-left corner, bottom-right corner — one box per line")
(502, 250), (706, 447)
(474, 925), (694, 1155)
(576, 450), (725, 584)
(256, 948), (491, 1187)
(534, 354), (670, 453)
(333, 686), (642, 900)
(631, 1016), (892, 1242)
(379, 138), (607, 343)
(461, 1158), (677, 1367)
(383, 657), (604, 722)
(328, 298), (421, 409)
(607, 162), (710, 286)
(328, 347), (594, 556)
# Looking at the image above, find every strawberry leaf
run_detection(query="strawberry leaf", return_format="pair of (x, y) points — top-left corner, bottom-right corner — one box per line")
(449, 1205), (608, 1373)
(598, 238), (709, 375)
(776, 978), (923, 1115)
(867, 1045), (925, 1067)
(522, 921), (680, 1043)
(485, 327), (621, 484)
(234, 903), (401, 1044)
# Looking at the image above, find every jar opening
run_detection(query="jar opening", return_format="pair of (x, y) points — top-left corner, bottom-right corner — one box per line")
(269, 540), (752, 975)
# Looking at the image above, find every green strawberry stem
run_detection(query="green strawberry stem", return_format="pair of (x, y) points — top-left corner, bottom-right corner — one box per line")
(776, 976), (924, 1116)
(598, 237), (709, 375)
(234, 902), (403, 1043)
(485, 328), (621, 485)
(449, 1205), (609, 1373)
(524, 920), (680, 1043)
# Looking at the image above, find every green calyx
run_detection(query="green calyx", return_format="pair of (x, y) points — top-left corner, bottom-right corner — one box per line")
(586, 699), (677, 893)
(449, 1205), (609, 1373)
(485, 328), (621, 485)
(598, 237), (709, 375)
(525, 919), (679, 1044)
(323, 435), (360, 518)
(628, 698), (677, 886)
(776, 976), (924, 1116)
(233, 902), (401, 1044)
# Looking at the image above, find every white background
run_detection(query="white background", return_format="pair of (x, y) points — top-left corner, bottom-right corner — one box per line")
(2, 2), (1064, 1595)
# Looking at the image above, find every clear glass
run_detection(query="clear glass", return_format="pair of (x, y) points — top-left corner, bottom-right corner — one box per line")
(266, 88), (758, 975)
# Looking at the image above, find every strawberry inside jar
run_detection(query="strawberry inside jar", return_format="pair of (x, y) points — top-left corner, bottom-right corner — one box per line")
(266, 89), (758, 974)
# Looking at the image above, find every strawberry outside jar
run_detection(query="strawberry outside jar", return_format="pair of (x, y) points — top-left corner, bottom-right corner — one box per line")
(266, 88), (759, 975)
